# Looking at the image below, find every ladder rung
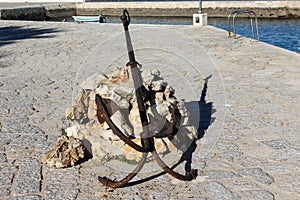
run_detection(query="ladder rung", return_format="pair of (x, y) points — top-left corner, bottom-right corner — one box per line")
(228, 10), (259, 41)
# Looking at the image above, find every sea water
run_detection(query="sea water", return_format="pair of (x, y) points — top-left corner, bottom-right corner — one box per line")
(209, 18), (300, 54)
(105, 16), (299, 53)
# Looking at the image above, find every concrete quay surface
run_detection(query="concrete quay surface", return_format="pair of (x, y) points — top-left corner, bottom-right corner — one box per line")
(1, 20), (300, 199)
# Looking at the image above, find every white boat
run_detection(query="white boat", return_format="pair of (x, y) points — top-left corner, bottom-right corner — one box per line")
(72, 15), (106, 23)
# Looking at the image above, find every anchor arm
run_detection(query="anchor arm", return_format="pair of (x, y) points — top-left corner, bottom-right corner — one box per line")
(96, 10), (198, 188)
(95, 94), (147, 152)
(152, 149), (198, 181)
(98, 152), (148, 188)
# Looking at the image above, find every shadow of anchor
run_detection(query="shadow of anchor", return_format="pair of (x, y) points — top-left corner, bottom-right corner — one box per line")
(121, 75), (215, 187)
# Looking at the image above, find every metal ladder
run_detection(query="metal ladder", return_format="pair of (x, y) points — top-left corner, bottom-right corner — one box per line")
(228, 10), (259, 41)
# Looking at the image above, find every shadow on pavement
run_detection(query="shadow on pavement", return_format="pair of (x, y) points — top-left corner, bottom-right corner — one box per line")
(0, 25), (60, 47)
(121, 75), (215, 187)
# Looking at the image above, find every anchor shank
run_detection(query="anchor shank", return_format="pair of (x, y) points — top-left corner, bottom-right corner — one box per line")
(121, 9), (154, 152)
(96, 10), (198, 188)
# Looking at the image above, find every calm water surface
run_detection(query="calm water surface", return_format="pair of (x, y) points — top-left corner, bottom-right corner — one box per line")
(209, 18), (300, 53)
(104, 16), (300, 53)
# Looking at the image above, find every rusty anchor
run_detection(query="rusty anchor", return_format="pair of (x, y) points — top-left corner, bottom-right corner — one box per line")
(96, 9), (198, 188)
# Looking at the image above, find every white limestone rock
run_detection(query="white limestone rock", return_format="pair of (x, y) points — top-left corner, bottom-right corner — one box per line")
(60, 66), (197, 162)
(80, 73), (108, 90)
(41, 136), (85, 168)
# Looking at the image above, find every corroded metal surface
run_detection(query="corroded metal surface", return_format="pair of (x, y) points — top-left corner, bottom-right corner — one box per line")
(95, 10), (198, 188)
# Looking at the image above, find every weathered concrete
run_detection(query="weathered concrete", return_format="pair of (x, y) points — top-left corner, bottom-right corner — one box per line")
(44, 3), (76, 20)
(0, 5), (46, 21)
(0, 3), (76, 21)
(193, 13), (208, 26)
(0, 1), (300, 20)
(0, 0), (83, 2)
(0, 20), (299, 199)
(76, 1), (300, 18)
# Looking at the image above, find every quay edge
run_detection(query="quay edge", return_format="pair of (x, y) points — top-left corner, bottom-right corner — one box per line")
(76, 1), (300, 18)
(0, 1), (299, 20)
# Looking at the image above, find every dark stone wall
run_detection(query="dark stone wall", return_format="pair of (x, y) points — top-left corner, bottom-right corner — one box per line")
(0, 3), (299, 21)
(0, 7), (46, 21)
(76, 7), (299, 18)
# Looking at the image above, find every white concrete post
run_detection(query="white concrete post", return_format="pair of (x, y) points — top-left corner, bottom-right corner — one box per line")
(193, 0), (207, 26)
(193, 13), (207, 26)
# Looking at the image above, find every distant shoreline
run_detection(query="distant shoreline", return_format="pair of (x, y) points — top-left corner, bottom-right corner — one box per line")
(1, 1), (299, 21)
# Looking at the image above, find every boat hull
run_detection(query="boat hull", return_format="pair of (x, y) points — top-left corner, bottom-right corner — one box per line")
(72, 16), (102, 22)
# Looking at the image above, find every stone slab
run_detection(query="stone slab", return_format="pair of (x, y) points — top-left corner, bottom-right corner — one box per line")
(0, 20), (299, 199)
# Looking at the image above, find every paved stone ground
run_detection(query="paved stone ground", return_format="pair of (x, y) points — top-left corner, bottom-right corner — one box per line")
(0, 20), (300, 199)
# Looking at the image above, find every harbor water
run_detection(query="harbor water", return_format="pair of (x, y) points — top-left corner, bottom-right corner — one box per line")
(101, 16), (299, 53)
